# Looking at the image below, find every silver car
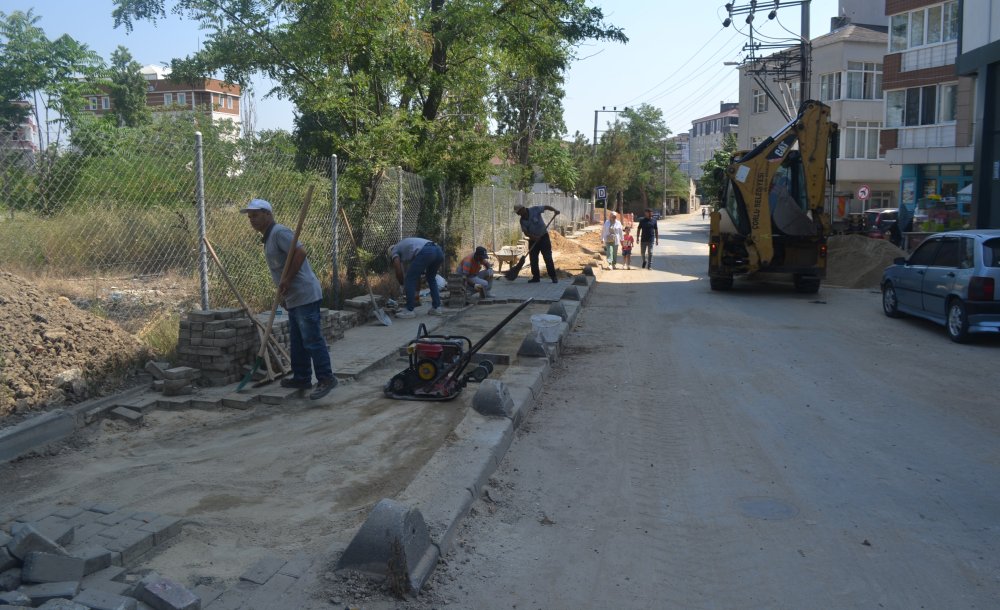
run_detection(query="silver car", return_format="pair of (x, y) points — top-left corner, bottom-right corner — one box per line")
(881, 229), (1000, 342)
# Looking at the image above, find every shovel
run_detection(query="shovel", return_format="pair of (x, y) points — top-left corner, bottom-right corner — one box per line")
(339, 207), (392, 326)
(504, 213), (558, 281)
(237, 185), (315, 390)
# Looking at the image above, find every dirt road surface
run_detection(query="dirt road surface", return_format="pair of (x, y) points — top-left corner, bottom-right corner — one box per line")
(401, 212), (1000, 608)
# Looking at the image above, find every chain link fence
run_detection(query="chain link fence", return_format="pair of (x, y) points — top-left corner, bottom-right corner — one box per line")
(0, 127), (591, 349)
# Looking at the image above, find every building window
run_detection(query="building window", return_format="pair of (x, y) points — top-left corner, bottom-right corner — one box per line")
(177, 92), (187, 106)
(227, 96), (234, 109)
(844, 121), (883, 159)
(163, 92), (173, 106)
(886, 84), (955, 128)
(869, 190), (894, 208)
(101, 97), (110, 110)
(889, 1), (958, 52)
(820, 72), (841, 101)
(752, 89), (768, 113)
(85, 96), (98, 111)
(846, 62), (882, 100)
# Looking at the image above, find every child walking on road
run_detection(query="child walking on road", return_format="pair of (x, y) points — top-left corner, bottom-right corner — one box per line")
(621, 226), (634, 270)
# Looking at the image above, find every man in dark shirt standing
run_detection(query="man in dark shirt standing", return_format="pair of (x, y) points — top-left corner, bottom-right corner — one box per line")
(636, 208), (659, 269)
(514, 203), (560, 283)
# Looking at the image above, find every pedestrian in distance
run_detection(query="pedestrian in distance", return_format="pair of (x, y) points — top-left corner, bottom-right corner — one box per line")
(240, 198), (337, 400)
(702, 207), (707, 219)
(458, 246), (494, 298)
(513, 203), (560, 283)
(601, 211), (623, 269)
(621, 225), (634, 270)
(636, 208), (659, 269)
(389, 237), (446, 318)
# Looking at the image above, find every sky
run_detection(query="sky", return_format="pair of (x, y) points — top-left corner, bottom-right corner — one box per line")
(10, 0), (841, 140)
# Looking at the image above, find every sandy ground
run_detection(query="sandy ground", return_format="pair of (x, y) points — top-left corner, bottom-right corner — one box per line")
(0, 301), (552, 593)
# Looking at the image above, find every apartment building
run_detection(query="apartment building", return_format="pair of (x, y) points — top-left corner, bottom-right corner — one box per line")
(881, 1), (974, 223)
(737, 15), (900, 219)
(83, 65), (241, 126)
(689, 102), (739, 181)
(956, 0), (1000, 228)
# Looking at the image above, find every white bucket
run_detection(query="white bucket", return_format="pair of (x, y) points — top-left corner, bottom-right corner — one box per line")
(530, 314), (562, 344)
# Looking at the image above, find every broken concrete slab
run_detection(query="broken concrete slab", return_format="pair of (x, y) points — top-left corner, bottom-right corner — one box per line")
(21, 552), (86, 583)
(7, 524), (67, 560)
(136, 576), (200, 610)
(106, 408), (143, 425)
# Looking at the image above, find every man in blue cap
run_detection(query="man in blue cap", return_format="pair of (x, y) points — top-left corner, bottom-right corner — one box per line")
(241, 198), (337, 400)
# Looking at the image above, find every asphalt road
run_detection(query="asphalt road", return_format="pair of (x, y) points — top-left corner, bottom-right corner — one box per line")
(413, 213), (1000, 609)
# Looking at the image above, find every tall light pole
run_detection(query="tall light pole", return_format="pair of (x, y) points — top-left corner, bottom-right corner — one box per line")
(722, 0), (812, 102)
(592, 106), (628, 153)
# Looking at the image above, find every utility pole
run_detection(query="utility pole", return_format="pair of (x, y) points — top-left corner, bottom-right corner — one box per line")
(592, 106), (629, 153)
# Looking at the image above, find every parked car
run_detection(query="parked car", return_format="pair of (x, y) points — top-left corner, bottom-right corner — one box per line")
(863, 208), (898, 239)
(881, 229), (1000, 342)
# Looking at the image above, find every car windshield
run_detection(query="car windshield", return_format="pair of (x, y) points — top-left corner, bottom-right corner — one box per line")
(984, 238), (1000, 267)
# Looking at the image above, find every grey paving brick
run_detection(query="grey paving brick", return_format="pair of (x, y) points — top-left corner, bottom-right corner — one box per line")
(162, 367), (199, 381)
(7, 524), (66, 560)
(18, 581), (81, 605)
(86, 506), (117, 516)
(135, 517), (181, 546)
(96, 520), (143, 541)
(275, 554), (311, 579)
(22, 552), (86, 583)
(243, 573), (296, 610)
(221, 394), (257, 410)
(63, 512), (102, 530)
(80, 567), (126, 588)
(153, 397), (191, 410)
(67, 546), (112, 576)
(71, 523), (106, 545)
(94, 511), (133, 528)
(72, 588), (137, 610)
(0, 590), (31, 605)
(0, 550), (15, 573)
(51, 508), (85, 521)
(187, 397), (219, 410)
(137, 577), (200, 610)
(35, 517), (75, 546)
(79, 579), (132, 597)
(238, 556), (286, 585)
(129, 513), (159, 525)
(101, 531), (152, 567)
(38, 600), (89, 609)
(15, 506), (59, 524)
(107, 408), (143, 425)
(0, 567), (21, 592)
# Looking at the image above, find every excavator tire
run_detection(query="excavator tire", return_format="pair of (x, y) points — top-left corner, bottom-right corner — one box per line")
(710, 275), (734, 291)
(793, 275), (821, 294)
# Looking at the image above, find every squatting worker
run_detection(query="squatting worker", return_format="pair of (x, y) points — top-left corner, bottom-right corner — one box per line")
(636, 208), (659, 269)
(240, 199), (337, 400)
(513, 203), (560, 283)
(458, 246), (494, 298)
(389, 237), (445, 319)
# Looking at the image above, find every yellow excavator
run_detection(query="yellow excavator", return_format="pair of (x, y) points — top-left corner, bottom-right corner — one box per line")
(708, 100), (838, 293)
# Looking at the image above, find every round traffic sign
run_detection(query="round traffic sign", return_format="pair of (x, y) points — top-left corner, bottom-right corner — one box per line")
(857, 185), (871, 200)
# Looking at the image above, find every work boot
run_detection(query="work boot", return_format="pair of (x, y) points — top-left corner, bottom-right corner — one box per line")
(310, 377), (338, 400)
(527, 277), (541, 283)
(280, 377), (312, 389)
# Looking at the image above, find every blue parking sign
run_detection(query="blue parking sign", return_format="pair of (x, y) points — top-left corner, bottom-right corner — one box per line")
(596, 185), (607, 200)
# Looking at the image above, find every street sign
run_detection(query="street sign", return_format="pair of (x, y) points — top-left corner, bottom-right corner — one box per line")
(857, 184), (871, 200)
(596, 185), (607, 201)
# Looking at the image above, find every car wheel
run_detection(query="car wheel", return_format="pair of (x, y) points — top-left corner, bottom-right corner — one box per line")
(946, 299), (970, 343)
(882, 282), (902, 318)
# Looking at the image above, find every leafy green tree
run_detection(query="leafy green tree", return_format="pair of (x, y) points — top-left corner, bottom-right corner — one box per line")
(530, 138), (577, 194)
(0, 9), (103, 150)
(106, 46), (150, 128)
(698, 133), (738, 207)
(619, 104), (671, 209)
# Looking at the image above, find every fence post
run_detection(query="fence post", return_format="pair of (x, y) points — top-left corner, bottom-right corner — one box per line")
(491, 184), (497, 251)
(331, 154), (340, 308)
(194, 131), (209, 310)
(440, 181), (448, 270)
(471, 189), (476, 251)
(397, 166), (404, 242)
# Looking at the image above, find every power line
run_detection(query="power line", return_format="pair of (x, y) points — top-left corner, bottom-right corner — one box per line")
(618, 26), (731, 106)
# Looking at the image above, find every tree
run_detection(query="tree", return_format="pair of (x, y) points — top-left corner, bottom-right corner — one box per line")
(619, 104), (670, 209)
(698, 133), (738, 207)
(0, 10), (103, 150)
(530, 138), (577, 194)
(106, 46), (150, 128)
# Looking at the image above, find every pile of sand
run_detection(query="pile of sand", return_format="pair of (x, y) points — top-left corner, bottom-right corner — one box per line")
(0, 271), (148, 420)
(826, 235), (906, 289)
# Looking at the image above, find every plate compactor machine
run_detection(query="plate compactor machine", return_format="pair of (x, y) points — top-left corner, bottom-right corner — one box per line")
(385, 299), (533, 401)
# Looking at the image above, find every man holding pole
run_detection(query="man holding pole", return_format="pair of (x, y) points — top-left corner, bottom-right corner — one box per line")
(513, 203), (560, 283)
(241, 199), (337, 400)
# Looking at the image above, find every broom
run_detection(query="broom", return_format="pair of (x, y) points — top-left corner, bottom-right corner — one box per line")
(504, 214), (558, 281)
(237, 185), (314, 390)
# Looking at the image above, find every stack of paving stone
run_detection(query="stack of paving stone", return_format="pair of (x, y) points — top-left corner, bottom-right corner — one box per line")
(144, 362), (200, 397)
(176, 308), (355, 387)
(0, 504), (197, 609)
(446, 274), (467, 308)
